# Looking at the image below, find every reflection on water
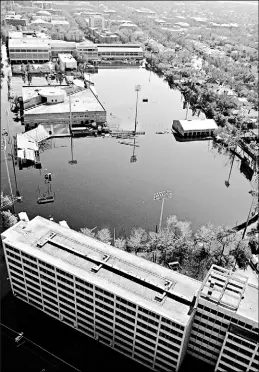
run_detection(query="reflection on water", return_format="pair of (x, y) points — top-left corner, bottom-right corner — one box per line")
(1, 67), (253, 234)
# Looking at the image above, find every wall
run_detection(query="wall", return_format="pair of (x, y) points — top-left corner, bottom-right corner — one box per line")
(24, 110), (107, 127)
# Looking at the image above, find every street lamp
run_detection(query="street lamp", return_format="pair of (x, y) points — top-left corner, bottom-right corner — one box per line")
(154, 189), (172, 231)
(134, 84), (141, 135)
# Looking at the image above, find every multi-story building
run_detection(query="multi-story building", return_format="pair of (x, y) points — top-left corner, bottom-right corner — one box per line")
(188, 265), (259, 372)
(88, 15), (105, 30)
(97, 44), (144, 61)
(22, 84), (106, 129)
(2, 216), (201, 372)
(2, 218), (258, 372)
(76, 42), (98, 60)
(4, 15), (27, 27)
(48, 40), (77, 58)
(8, 38), (50, 63)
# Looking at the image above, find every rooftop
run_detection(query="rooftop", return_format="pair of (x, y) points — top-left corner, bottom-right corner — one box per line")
(9, 38), (50, 48)
(23, 86), (105, 115)
(97, 46), (143, 53)
(177, 119), (218, 131)
(200, 265), (258, 323)
(58, 54), (76, 62)
(2, 216), (201, 324)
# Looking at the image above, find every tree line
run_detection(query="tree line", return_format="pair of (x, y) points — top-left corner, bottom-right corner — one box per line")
(80, 214), (255, 281)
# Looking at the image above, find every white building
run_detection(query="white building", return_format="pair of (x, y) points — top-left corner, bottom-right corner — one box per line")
(97, 44), (144, 60)
(22, 85), (106, 129)
(8, 38), (51, 63)
(2, 216), (201, 372)
(188, 265), (258, 372)
(1, 218), (258, 372)
(88, 15), (105, 30)
(172, 119), (218, 138)
(58, 53), (77, 70)
(76, 42), (98, 60)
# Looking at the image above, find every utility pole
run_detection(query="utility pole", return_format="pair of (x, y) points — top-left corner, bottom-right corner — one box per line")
(6, 110), (20, 197)
(154, 189), (172, 231)
(134, 85), (141, 135)
(242, 194), (256, 239)
(69, 93), (72, 134)
(2, 136), (15, 213)
(225, 153), (235, 188)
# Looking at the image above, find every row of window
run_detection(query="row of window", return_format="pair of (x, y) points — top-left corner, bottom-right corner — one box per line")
(223, 349), (251, 364)
(10, 49), (49, 53)
(161, 317), (184, 331)
(220, 356), (248, 370)
(192, 325), (225, 341)
(188, 340), (219, 357)
(227, 335), (257, 350)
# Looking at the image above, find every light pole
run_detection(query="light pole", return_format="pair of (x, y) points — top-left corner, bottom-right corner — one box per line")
(134, 84), (141, 135)
(154, 189), (172, 231)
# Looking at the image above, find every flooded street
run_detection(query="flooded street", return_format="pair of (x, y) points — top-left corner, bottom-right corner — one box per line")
(1, 61), (253, 234)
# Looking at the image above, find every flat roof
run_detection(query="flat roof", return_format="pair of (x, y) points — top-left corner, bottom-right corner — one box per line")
(23, 87), (105, 115)
(200, 265), (258, 323)
(9, 38), (50, 48)
(177, 119), (218, 131)
(58, 54), (76, 62)
(97, 47), (143, 53)
(2, 216), (201, 324)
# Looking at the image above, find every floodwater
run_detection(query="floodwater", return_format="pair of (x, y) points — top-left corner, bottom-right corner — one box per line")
(1, 49), (253, 236)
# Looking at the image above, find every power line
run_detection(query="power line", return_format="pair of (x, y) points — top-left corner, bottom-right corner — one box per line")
(0, 322), (82, 372)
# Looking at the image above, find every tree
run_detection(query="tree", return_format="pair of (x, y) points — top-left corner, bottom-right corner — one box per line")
(230, 240), (252, 270)
(0, 210), (18, 229)
(127, 228), (147, 255)
(115, 238), (126, 250)
(0, 193), (13, 211)
(80, 227), (96, 238)
(96, 228), (112, 244)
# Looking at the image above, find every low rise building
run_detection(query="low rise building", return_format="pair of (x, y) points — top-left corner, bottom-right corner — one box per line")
(76, 42), (98, 60)
(22, 84), (106, 129)
(50, 20), (70, 30)
(119, 23), (138, 30)
(172, 119), (218, 138)
(97, 44), (144, 60)
(8, 38), (51, 64)
(48, 40), (77, 58)
(58, 54), (77, 70)
(5, 15), (27, 27)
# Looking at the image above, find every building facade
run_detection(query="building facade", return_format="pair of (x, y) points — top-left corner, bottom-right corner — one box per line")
(97, 44), (144, 60)
(88, 15), (105, 30)
(2, 218), (258, 372)
(187, 265), (259, 372)
(172, 119), (218, 138)
(8, 38), (50, 63)
(76, 43), (98, 60)
(2, 216), (201, 372)
(22, 86), (107, 129)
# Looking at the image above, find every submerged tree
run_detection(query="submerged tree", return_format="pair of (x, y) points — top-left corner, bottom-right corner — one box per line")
(115, 238), (127, 250)
(127, 228), (148, 255)
(96, 228), (112, 244)
(80, 227), (96, 238)
(0, 210), (18, 229)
